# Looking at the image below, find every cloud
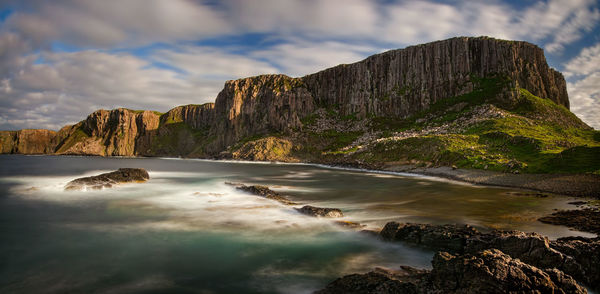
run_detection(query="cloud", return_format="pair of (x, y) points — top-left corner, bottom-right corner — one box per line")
(250, 39), (378, 77)
(151, 46), (279, 80)
(0, 0), (599, 130)
(563, 43), (600, 77)
(568, 73), (600, 129)
(0, 50), (202, 130)
(563, 42), (600, 129)
(4, 0), (232, 48)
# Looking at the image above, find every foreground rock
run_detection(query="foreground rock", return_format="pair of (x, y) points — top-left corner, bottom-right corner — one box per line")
(65, 168), (149, 190)
(539, 208), (600, 234)
(232, 184), (298, 205)
(379, 222), (599, 289)
(295, 205), (344, 218)
(317, 249), (586, 294)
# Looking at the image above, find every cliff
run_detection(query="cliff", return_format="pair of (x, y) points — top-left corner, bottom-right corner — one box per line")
(0, 129), (56, 154)
(1, 36), (597, 176)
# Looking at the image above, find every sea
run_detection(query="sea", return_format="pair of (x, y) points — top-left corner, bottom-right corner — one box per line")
(0, 155), (593, 293)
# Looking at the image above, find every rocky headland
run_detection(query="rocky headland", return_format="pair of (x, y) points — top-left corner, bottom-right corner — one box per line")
(1, 36), (598, 197)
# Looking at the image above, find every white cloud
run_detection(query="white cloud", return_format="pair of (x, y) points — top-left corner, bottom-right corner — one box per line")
(1, 0), (599, 130)
(564, 43), (600, 129)
(250, 40), (377, 77)
(563, 42), (600, 129)
(568, 73), (600, 129)
(563, 43), (600, 77)
(4, 0), (232, 48)
(0, 50), (204, 130)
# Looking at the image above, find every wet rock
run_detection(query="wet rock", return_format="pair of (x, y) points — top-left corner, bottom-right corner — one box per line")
(551, 236), (600, 288)
(378, 222), (598, 290)
(295, 205), (343, 218)
(539, 208), (600, 234)
(315, 267), (424, 294)
(429, 249), (586, 294)
(379, 222), (479, 253)
(317, 250), (586, 294)
(65, 168), (149, 191)
(233, 184), (298, 205)
(334, 220), (365, 229)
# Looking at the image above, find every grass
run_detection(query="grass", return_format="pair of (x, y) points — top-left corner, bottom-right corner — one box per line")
(356, 86), (600, 173)
(55, 126), (90, 153)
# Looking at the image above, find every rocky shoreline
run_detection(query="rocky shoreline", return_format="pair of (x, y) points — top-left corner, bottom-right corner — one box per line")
(318, 222), (599, 293)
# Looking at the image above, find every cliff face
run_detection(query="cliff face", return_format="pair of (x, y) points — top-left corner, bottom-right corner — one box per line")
(51, 109), (161, 156)
(210, 75), (314, 151)
(0, 129), (57, 154)
(0, 36), (576, 159)
(302, 37), (568, 118)
(160, 103), (215, 129)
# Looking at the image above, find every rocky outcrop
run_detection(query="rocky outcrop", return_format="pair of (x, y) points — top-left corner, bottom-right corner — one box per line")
(379, 222), (600, 289)
(539, 208), (600, 234)
(64, 168), (150, 191)
(295, 205), (344, 218)
(551, 236), (600, 288)
(317, 250), (586, 294)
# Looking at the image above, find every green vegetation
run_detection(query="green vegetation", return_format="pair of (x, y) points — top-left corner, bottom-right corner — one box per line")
(55, 126), (90, 153)
(353, 85), (600, 174)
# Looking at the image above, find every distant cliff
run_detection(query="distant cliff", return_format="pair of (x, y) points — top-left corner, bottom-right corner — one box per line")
(2, 36), (597, 176)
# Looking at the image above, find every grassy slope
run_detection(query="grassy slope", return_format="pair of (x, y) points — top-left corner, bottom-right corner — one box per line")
(258, 76), (599, 174)
(358, 87), (599, 174)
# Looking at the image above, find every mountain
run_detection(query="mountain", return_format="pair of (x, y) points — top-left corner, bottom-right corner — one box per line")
(1, 36), (598, 175)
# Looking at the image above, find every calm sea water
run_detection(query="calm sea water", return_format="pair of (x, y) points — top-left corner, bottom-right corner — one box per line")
(0, 155), (592, 293)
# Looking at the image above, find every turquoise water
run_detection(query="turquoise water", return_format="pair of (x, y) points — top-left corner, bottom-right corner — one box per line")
(0, 155), (591, 293)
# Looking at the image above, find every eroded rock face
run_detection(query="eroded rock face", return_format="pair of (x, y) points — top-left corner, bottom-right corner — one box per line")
(64, 168), (150, 191)
(209, 74), (315, 152)
(317, 250), (586, 294)
(295, 205), (344, 218)
(303, 37), (568, 119)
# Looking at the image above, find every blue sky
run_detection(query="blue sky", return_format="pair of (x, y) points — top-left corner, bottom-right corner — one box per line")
(0, 0), (599, 130)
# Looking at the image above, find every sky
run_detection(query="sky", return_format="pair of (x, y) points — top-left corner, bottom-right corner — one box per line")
(0, 0), (599, 131)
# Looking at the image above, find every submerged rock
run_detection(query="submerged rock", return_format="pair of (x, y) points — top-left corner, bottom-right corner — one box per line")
(295, 205), (343, 218)
(65, 168), (149, 191)
(233, 184), (298, 205)
(317, 250), (586, 294)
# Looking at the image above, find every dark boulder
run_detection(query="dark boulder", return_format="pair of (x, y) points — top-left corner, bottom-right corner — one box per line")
(65, 168), (149, 191)
(539, 208), (600, 234)
(317, 250), (586, 294)
(295, 205), (343, 218)
(378, 222), (599, 289)
(429, 249), (586, 294)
